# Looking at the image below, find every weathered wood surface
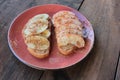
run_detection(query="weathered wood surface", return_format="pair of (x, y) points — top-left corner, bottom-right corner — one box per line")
(77, 0), (120, 80)
(0, 0), (83, 80)
(0, 0), (120, 80)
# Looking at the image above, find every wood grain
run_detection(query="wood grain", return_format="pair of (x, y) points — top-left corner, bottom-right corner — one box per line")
(35, 0), (83, 9)
(40, 70), (72, 80)
(40, 0), (120, 80)
(0, 0), (83, 80)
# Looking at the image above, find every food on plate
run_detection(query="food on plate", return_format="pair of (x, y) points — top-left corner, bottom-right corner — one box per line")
(52, 11), (85, 55)
(22, 14), (51, 58)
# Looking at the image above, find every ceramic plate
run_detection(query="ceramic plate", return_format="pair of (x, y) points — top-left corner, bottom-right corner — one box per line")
(8, 4), (94, 69)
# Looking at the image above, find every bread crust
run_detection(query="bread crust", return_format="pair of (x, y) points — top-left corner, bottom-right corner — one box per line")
(27, 48), (49, 58)
(58, 44), (76, 55)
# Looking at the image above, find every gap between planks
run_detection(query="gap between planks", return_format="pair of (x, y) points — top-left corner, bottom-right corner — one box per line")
(114, 51), (120, 80)
(39, 71), (44, 80)
(77, 0), (85, 10)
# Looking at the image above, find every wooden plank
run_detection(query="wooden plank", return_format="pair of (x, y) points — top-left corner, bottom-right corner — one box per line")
(115, 53), (120, 80)
(40, 70), (72, 80)
(0, 0), (83, 80)
(77, 0), (120, 80)
(40, 0), (120, 80)
(35, 0), (83, 9)
(0, 0), (44, 80)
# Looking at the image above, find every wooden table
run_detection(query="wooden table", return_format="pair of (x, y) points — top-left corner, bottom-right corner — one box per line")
(0, 0), (120, 80)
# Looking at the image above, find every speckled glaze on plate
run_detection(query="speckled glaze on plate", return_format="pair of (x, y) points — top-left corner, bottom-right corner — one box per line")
(8, 4), (94, 69)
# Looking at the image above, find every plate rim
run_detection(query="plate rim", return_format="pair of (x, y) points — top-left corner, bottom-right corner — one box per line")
(8, 4), (95, 70)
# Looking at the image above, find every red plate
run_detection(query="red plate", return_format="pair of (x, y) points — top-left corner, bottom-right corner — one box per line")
(8, 4), (94, 69)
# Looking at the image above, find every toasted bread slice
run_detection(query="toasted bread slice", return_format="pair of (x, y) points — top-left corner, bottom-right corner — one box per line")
(67, 34), (85, 48)
(22, 14), (51, 58)
(25, 36), (50, 50)
(25, 35), (50, 58)
(53, 11), (85, 55)
(57, 34), (85, 55)
(52, 11), (82, 28)
(58, 44), (75, 55)
(27, 48), (49, 58)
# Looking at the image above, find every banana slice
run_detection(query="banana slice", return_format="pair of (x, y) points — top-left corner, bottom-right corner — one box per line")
(25, 36), (50, 50)
(27, 43), (36, 49)
(23, 25), (48, 37)
(40, 30), (51, 38)
(33, 14), (49, 20)
(36, 24), (48, 33)
(24, 28), (31, 36)
(25, 16), (49, 34)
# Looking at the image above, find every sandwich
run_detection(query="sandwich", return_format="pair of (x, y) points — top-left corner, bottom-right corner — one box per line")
(52, 11), (85, 55)
(22, 14), (51, 58)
